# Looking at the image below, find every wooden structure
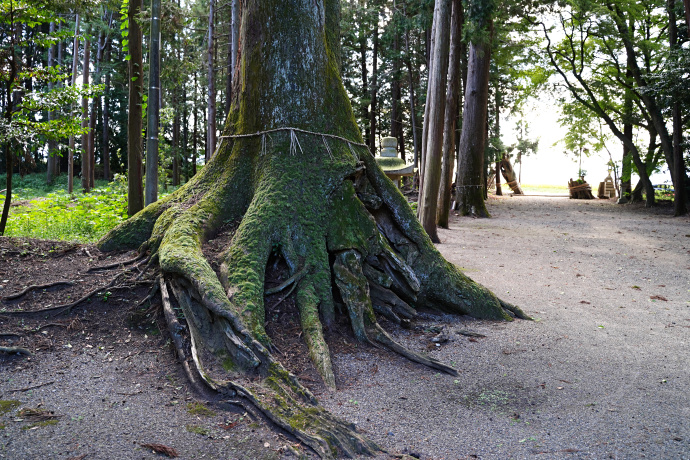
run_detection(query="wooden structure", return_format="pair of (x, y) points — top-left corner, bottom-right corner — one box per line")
(568, 178), (595, 199)
(597, 174), (616, 199)
(375, 137), (414, 184)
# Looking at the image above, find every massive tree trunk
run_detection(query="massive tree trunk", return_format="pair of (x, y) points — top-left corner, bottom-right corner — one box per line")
(99, 1), (525, 457)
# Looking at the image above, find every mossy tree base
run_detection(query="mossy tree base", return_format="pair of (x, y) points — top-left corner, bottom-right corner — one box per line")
(99, 1), (527, 457)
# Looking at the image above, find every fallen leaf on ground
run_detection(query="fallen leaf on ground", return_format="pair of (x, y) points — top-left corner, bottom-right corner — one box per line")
(219, 422), (238, 430)
(140, 443), (179, 458)
(580, 301), (591, 304)
(650, 295), (668, 301)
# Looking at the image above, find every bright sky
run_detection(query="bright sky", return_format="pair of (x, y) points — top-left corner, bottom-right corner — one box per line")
(501, 96), (673, 187)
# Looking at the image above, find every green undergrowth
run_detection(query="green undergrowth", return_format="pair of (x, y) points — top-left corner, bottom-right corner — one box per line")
(1, 173), (178, 243)
(186, 402), (217, 417)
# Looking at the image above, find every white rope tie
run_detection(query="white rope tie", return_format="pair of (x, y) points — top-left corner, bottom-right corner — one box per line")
(219, 127), (367, 162)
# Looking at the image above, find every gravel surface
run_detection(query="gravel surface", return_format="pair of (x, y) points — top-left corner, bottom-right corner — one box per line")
(321, 196), (690, 459)
(2, 195), (689, 459)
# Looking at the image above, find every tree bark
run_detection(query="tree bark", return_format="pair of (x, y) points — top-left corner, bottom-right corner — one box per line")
(98, 1), (526, 456)
(103, 46), (111, 181)
(128, 0), (144, 215)
(404, 26), (419, 169)
(146, 0), (162, 205)
(206, 0), (216, 162)
(455, 26), (492, 217)
(80, 38), (91, 193)
(418, 0), (452, 242)
(368, 16), (379, 153)
(668, 0), (688, 215)
(68, 15), (80, 194)
(46, 21), (56, 185)
(437, 0), (463, 228)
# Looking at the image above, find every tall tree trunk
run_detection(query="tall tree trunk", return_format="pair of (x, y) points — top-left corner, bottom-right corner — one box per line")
(182, 82), (189, 181)
(173, 98), (180, 186)
(193, 71), (198, 177)
(418, 0), (452, 242)
(437, 0), (463, 228)
(620, 71), (633, 202)
(419, 9), (437, 192)
(455, 23), (492, 218)
(146, 0), (162, 205)
(68, 14), (80, 194)
(46, 21), (56, 185)
(359, 5), (369, 145)
(0, 21), (18, 236)
(103, 46), (111, 181)
(89, 31), (105, 187)
(668, 0), (688, 215)
(390, 19), (403, 160)
(80, 38), (91, 193)
(128, 0), (145, 215)
(368, 15), (379, 153)
(404, 28), (419, 168)
(98, 2), (526, 454)
(206, 0), (216, 162)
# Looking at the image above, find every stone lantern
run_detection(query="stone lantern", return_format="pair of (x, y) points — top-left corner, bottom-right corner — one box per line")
(374, 137), (415, 185)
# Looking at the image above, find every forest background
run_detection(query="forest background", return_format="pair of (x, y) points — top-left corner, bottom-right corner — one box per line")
(1, 0), (689, 242)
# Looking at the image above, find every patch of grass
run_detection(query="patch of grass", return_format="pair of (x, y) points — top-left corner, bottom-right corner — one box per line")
(1, 173), (178, 243)
(186, 424), (210, 436)
(186, 402), (216, 417)
(21, 419), (59, 430)
(520, 184), (569, 195)
(0, 400), (21, 415)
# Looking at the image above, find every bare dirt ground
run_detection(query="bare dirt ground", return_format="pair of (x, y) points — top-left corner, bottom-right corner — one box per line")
(1, 195), (689, 459)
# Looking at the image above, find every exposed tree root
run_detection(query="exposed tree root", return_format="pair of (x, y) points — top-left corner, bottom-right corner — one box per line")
(87, 253), (147, 272)
(2, 272), (128, 317)
(2, 281), (74, 301)
(0, 346), (32, 356)
(96, 134), (528, 458)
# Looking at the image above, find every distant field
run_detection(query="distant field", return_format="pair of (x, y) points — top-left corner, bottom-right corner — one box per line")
(511, 184), (569, 195)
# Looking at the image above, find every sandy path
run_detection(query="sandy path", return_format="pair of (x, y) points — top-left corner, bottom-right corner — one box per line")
(321, 196), (690, 459)
(1, 196), (688, 460)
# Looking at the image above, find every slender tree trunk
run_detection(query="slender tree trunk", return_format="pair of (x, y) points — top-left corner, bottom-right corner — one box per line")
(437, 0), (463, 228)
(103, 48), (111, 181)
(89, 32), (105, 187)
(368, 16), (379, 153)
(419, 8), (437, 193)
(68, 14), (80, 194)
(359, 6), (369, 145)
(206, 0), (216, 162)
(404, 29), (419, 169)
(182, 82), (189, 181)
(668, 0), (688, 215)
(418, 0), (452, 242)
(455, 23), (493, 218)
(0, 22), (18, 236)
(46, 21), (56, 185)
(620, 73), (633, 202)
(128, 0), (145, 215)
(146, 0), (162, 205)
(390, 21), (403, 160)
(80, 38), (91, 193)
(193, 72), (198, 176)
(173, 98), (180, 186)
